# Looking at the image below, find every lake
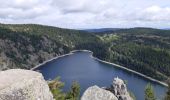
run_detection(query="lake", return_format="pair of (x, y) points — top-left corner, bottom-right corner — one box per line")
(35, 51), (167, 100)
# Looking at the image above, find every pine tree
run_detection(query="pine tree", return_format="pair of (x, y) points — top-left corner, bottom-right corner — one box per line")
(48, 77), (66, 100)
(145, 83), (156, 100)
(66, 81), (80, 100)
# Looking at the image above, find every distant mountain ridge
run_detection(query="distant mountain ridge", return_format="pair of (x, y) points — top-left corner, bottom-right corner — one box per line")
(82, 28), (122, 33)
(83, 27), (163, 33)
(163, 28), (170, 30)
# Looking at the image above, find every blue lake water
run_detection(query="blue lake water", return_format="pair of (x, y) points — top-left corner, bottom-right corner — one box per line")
(35, 51), (167, 100)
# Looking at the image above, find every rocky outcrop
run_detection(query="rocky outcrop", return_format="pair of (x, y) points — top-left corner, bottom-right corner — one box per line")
(110, 77), (133, 100)
(81, 77), (133, 100)
(81, 85), (118, 100)
(0, 69), (53, 100)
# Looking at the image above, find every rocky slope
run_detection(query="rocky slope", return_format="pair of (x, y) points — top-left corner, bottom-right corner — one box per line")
(0, 69), (53, 100)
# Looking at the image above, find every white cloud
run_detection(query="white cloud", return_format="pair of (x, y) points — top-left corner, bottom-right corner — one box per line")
(0, 0), (170, 28)
(141, 6), (170, 21)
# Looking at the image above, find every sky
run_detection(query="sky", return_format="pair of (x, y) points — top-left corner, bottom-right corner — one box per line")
(0, 0), (170, 29)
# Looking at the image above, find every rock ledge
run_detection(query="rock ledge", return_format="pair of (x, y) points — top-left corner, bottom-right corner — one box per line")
(0, 69), (53, 100)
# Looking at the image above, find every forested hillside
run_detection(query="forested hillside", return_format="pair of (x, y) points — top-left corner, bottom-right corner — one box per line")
(96, 28), (170, 81)
(0, 24), (103, 70)
(0, 24), (170, 82)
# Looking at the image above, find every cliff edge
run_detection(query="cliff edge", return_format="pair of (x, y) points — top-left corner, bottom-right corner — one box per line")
(0, 69), (53, 100)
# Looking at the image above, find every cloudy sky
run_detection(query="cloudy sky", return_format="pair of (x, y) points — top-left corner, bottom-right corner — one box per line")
(0, 0), (170, 29)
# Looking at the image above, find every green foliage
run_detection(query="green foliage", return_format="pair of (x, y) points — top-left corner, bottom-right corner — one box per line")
(65, 81), (80, 100)
(109, 42), (170, 81)
(98, 34), (119, 43)
(48, 77), (66, 100)
(48, 77), (80, 100)
(0, 24), (99, 47)
(164, 81), (170, 100)
(145, 83), (156, 100)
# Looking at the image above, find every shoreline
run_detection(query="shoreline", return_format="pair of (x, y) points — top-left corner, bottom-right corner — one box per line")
(31, 50), (91, 70)
(92, 57), (168, 87)
(31, 53), (74, 70)
(31, 50), (168, 87)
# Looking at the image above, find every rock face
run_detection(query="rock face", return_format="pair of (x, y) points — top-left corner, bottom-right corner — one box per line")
(81, 85), (118, 100)
(0, 69), (53, 100)
(111, 77), (133, 100)
(81, 77), (133, 100)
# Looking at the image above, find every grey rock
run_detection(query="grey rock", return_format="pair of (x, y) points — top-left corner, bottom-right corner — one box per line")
(111, 77), (133, 100)
(0, 69), (53, 100)
(81, 85), (118, 100)
(81, 77), (133, 100)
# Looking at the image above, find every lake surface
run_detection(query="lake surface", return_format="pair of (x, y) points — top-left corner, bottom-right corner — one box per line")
(35, 51), (167, 100)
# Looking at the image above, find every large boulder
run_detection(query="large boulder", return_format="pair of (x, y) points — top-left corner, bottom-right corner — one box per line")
(81, 85), (118, 100)
(0, 69), (53, 100)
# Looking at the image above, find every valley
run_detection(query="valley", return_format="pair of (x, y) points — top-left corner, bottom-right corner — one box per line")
(0, 23), (170, 83)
